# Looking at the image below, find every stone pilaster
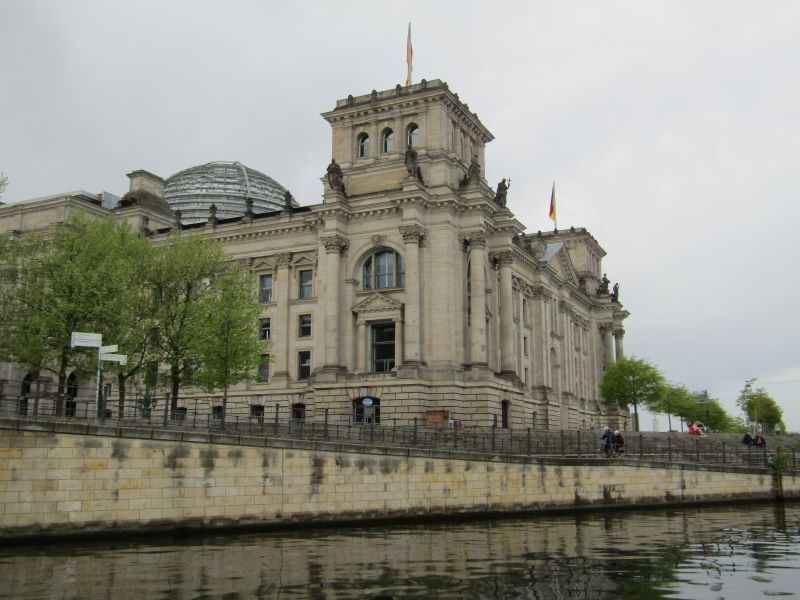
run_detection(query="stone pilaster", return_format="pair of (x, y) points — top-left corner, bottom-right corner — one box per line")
(320, 235), (348, 369)
(399, 224), (425, 365)
(272, 252), (292, 381)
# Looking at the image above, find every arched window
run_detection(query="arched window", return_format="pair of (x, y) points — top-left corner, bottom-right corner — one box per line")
(362, 249), (404, 289)
(406, 123), (419, 149)
(352, 397), (380, 424)
(357, 132), (370, 158)
(382, 128), (395, 153)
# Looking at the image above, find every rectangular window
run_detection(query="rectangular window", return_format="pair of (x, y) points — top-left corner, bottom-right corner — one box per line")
(523, 299), (530, 324)
(259, 317), (271, 340)
(298, 314), (312, 337)
(260, 274), (273, 303)
(257, 354), (270, 382)
(524, 367), (529, 384)
(212, 406), (224, 420)
(250, 404), (264, 423)
(298, 351), (311, 380)
(372, 322), (395, 372)
(298, 270), (313, 299)
(523, 336), (529, 357)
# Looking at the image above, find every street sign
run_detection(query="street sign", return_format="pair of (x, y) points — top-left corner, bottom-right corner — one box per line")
(71, 332), (102, 348)
(100, 344), (118, 353)
(100, 353), (128, 365)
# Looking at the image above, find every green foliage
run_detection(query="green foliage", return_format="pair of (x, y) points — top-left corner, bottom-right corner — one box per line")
(146, 231), (229, 408)
(737, 378), (784, 433)
(600, 357), (665, 431)
(189, 266), (262, 416)
(0, 216), (154, 399)
(768, 449), (789, 473)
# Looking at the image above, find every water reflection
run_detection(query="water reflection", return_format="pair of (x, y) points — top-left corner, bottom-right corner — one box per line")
(1, 503), (799, 599)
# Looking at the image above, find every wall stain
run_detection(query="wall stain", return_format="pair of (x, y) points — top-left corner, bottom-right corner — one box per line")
(335, 455), (350, 469)
(111, 440), (129, 461)
(310, 456), (325, 486)
(200, 448), (218, 474)
(164, 445), (191, 470)
(228, 448), (244, 465)
(424, 461), (435, 474)
(356, 458), (375, 474)
(379, 458), (400, 475)
(444, 462), (453, 474)
(261, 450), (277, 468)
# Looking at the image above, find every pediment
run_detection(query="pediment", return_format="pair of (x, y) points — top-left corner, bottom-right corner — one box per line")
(291, 252), (317, 268)
(252, 257), (276, 271)
(353, 292), (403, 315)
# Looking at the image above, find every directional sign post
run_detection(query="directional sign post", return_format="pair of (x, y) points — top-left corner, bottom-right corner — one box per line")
(71, 332), (102, 348)
(100, 353), (128, 366)
(71, 333), (127, 419)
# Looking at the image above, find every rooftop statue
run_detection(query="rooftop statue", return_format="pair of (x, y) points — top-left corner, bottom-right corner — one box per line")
(459, 157), (481, 188)
(326, 158), (346, 195)
(404, 148), (423, 183)
(494, 178), (510, 206)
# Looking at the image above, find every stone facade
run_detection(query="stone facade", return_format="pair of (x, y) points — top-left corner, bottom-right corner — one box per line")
(0, 79), (629, 430)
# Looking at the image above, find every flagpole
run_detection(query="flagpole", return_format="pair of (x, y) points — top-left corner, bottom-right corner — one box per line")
(406, 23), (413, 86)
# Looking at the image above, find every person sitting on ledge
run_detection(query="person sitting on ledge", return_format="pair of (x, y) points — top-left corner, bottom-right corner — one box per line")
(754, 434), (766, 448)
(743, 432), (756, 446)
(612, 430), (625, 457)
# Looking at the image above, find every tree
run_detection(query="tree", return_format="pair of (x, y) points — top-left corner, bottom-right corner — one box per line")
(189, 266), (262, 423)
(0, 216), (154, 411)
(147, 231), (229, 411)
(737, 378), (784, 433)
(649, 383), (694, 432)
(600, 357), (665, 431)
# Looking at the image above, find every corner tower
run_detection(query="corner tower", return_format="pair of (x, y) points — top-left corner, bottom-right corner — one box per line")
(321, 79), (494, 197)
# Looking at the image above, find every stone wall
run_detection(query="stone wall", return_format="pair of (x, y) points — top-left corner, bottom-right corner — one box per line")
(1, 422), (795, 539)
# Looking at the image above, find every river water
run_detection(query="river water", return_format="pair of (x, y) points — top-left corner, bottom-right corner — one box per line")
(2, 502), (799, 599)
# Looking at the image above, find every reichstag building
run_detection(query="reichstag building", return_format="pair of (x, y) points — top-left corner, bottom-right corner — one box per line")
(0, 80), (629, 430)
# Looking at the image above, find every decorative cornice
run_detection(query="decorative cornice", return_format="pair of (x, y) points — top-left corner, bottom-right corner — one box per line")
(398, 224), (425, 243)
(320, 234), (349, 255)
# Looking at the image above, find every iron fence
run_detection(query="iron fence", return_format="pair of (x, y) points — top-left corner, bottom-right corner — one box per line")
(0, 379), (795, 473)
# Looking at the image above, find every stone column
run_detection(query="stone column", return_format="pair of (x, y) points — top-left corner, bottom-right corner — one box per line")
(468, 233), (487, 366)
(602, 323), (615, 369)
(321, 235), (348, 369)
(272, 252), (292, 379)
(495, 251), (514, 374)
(614, 328), (625, 361)
(399, 224), (425, 365)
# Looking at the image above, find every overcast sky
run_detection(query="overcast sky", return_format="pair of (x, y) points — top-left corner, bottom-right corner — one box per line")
(2, 1), (798, 431)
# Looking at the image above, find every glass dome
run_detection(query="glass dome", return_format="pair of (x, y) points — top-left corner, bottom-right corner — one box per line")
(163, 161), (290, 224)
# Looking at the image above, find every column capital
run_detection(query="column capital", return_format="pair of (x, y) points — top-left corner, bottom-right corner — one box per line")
(320, 234), (349, 254)
(613, 327), (625, 337)
(491, 250), (513, 267)
(276, 252), (292, 268)
(463, 231), (487, 249)
(398, 224), (426, 244)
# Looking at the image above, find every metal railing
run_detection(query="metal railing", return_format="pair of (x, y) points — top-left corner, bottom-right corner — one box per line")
(0, 380), (795, 472)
